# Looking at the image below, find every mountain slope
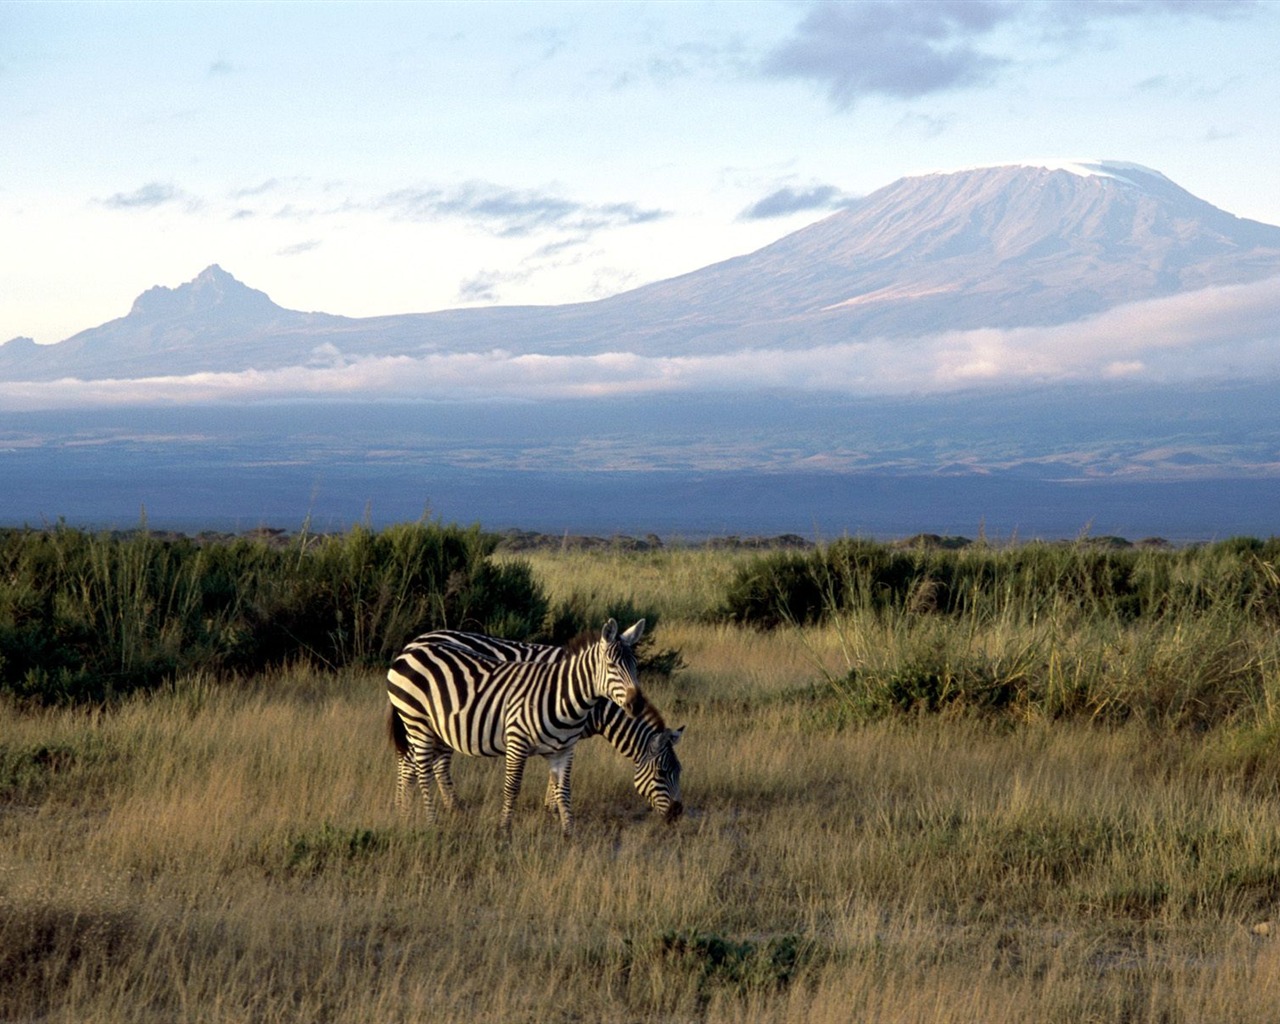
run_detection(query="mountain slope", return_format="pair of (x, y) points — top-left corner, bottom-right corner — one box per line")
(5, 162), (1280, 379)
(591, 162), (1280, 349)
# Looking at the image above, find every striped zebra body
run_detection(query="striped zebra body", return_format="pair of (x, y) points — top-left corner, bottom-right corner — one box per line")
(406, 629), (684, 824)
(386, 619), (645, 837)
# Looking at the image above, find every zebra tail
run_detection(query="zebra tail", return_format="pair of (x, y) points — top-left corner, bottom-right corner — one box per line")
(386, 703), (410, 756)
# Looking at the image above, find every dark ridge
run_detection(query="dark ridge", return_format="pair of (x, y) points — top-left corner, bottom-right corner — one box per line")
(494, 529), (815, 552)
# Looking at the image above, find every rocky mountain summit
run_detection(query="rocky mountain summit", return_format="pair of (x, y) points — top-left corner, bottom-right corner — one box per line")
(126, 264), (280, 323)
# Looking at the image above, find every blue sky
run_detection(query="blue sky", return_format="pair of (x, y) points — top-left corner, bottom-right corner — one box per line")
(4, 0), (1279, 346)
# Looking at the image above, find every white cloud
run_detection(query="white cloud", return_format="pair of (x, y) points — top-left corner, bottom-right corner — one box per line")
(378, 182), (668, 238)
(98, 182), (199, 212)
(277, 239), (321, 257)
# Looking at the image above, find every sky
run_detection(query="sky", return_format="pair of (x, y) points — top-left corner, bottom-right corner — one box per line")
(3, 0), (1280, 351)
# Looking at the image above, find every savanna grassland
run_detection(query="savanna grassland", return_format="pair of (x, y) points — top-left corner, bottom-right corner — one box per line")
(4, 526), (1280, 1022)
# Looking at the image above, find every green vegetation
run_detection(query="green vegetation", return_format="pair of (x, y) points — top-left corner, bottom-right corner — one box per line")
(720, 535), (1280, 629)
(0, 521), (545, 703)
(4, 528), (1280, 1020)
(721, 536), (1280, 729)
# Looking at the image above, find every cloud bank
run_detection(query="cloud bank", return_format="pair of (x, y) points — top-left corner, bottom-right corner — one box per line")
(4, 277), (1278, 411)
(762, 0), (1256, 108)
(762, 1), (1010, 106)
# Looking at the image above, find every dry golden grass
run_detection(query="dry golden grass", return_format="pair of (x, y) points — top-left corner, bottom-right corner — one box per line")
(5, 552), (1280, 1021)
(497, 546), (760, 623)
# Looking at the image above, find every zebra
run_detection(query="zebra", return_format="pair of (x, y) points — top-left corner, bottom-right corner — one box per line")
(386, 618), (649, 837)
(394, 628), (683, 826)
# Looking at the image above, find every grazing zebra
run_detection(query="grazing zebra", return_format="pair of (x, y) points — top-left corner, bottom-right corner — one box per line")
(386, 619), (647, 837)
(554, 689), (684, 824)
(399, 628), (684, 825)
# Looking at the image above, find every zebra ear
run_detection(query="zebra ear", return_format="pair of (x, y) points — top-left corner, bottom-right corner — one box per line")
(620, 619), (646, 646)
(601, 619), (619, 643)
(668, 726), (684, 745)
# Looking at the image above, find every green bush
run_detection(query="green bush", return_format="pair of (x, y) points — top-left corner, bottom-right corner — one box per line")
(653, 929), (819, 995)
(279, 823), (391, 878)
(718, 537), (1280, 630)
(718, 536), (1280, 729)
(0, 521), (547, 705)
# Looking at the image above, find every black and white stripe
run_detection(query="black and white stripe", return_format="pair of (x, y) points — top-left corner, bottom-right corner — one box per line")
(386, 619), (647, 836)
(404, 629), (684, 825)
(553, 691), (684, 823)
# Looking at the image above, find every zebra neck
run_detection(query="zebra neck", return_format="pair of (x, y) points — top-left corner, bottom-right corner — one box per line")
(588, 701), (658, 761)
(548, 654), (609, 722)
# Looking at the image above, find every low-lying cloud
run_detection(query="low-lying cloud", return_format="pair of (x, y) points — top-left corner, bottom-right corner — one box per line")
(457, 268), (533, 303)
(4, 277), (1278, 410)
(739, 184), (855, 220)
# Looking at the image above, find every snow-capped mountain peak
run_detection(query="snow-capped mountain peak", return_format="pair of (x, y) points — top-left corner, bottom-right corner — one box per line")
(1005, 159), (1165, 183)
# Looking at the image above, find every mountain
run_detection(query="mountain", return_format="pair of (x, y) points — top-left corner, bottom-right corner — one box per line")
(5, 161), (1280, 380)
(1, 265), (356, 380)
(595, 161), (1280, 351)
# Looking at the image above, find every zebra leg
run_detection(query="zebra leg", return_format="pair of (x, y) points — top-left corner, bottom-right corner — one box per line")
(409, 737), (445, 825)
(394, 748), (419, 819)
(431, 749), (463, 813)
(543, 768), (558, 813)
(499, 737), (533, 838)
(545, 748), (576, 838)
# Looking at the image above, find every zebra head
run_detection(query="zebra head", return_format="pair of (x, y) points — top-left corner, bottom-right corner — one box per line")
(596, 618), (645, 716)
(634, 724), (684, 823)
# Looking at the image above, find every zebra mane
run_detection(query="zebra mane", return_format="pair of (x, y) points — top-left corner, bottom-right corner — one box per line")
(557, 629), (665, 729)
(562, 630), (597, 655)
(561, 631), (658, 717)
(636, 693), (667, 732)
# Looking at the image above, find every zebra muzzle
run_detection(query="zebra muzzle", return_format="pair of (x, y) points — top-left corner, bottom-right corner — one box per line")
(665, 800), (684, 824)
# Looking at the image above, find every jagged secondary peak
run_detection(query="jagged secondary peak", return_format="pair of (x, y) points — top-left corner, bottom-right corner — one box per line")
(129, 264), (282, 321)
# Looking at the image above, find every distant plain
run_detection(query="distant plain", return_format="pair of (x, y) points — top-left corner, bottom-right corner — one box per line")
(3, 384), (1278, 542)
